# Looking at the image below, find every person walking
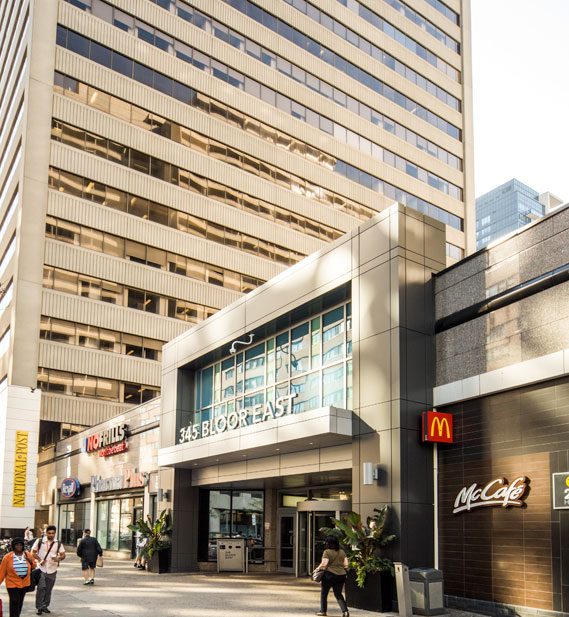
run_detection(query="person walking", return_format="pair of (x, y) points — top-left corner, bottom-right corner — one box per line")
(314, 535), (349, 617)
(76, 529), (102, 585)
(31, 525), (66, 615)
(0, 537), (37, 617)
(134, 533), (147, 570)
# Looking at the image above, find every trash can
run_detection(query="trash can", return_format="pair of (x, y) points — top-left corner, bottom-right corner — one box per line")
(217, 538), (246, 572)
(409, 568), (444, 616)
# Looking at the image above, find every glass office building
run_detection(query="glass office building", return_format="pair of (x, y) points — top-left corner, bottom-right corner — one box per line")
(475, 178), (563, 250)
(0, 0), (473, 530)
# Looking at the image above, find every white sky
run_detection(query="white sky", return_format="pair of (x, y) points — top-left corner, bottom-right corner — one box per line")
(470, 0), (569, 201)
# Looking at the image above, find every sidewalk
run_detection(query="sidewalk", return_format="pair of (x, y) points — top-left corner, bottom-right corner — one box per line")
(0, 555), (488, 617)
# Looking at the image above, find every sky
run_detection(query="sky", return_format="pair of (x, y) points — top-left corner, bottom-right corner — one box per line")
(470, 0), (569, 201)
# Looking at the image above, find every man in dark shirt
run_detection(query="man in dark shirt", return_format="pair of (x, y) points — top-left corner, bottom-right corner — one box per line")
(76, 530), (103, 585)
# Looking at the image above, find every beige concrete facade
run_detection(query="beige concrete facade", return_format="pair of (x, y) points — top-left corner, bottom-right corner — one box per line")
(0, 0), (472, 529)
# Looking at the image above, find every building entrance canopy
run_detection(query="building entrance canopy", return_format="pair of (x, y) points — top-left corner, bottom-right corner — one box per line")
(158, 406), (351, 469)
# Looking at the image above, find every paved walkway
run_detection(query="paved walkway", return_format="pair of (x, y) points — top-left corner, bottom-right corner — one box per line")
(0, 555), (487, 617)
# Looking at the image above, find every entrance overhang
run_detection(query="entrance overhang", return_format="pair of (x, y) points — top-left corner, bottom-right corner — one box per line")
(158, 406), (352, 469)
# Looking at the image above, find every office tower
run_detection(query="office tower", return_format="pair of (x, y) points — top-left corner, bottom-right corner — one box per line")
(0, 0), (473, 528)
(476, 178), (564, 249)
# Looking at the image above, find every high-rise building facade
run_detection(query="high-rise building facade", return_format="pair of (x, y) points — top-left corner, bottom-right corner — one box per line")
(0, 0), (473, 528)
(476, 178), (564, 250)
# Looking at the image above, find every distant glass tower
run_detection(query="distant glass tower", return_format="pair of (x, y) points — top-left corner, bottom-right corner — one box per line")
(476, 179), (563, 250)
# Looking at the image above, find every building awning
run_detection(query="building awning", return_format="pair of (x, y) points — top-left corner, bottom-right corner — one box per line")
(158, 406), (352, 469)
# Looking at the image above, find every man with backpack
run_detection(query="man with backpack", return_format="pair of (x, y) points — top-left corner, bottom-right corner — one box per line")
(31, 525), (66, 615)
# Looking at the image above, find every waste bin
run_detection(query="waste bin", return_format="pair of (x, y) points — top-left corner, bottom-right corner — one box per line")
(409, 568), (444, 616)
(217, 538), (246, 572)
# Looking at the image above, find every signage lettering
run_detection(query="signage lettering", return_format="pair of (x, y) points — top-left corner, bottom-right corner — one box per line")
(90, 467), (149, 493)
(422, 411), (453, 443)
(453, 476), (528, 514)
(179, 394), (297, 444)
(81, 423), (128, 455)
(98, 441), (127, 457)
(12, 431), (28, 508)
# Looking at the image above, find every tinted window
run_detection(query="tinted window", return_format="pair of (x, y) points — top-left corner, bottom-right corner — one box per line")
(67, 31), (89, 57)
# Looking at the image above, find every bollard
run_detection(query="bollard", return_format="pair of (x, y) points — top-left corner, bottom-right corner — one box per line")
(394, 562), (413, 617)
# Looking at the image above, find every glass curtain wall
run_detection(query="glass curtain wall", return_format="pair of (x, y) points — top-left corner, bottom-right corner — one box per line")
(193, 302), (352, 428)
(59, 502), (91, 545)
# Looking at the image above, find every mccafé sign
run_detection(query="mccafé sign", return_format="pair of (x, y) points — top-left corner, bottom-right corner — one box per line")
(179, 394), (297, 443)
(422, 411), (453, 444)
(453, 476), (528, 514)
(81, 423), (128, 457)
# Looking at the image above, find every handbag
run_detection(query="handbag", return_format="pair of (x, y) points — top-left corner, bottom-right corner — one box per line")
(24, 553), (41, 593)
(312, 568), (325, 582)
(96, 555), (104, 568)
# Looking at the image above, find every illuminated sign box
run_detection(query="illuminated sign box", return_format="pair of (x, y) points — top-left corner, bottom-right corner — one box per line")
(422, 411), (453, 444)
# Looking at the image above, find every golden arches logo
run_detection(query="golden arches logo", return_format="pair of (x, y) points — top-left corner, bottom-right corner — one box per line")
(430, 416), (451, 439)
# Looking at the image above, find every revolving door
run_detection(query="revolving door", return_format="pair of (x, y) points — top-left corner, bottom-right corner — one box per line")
(295, 499), (351, 577)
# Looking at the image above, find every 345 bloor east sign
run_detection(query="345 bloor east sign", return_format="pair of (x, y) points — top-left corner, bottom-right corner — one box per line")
(179, 394), (297, 443)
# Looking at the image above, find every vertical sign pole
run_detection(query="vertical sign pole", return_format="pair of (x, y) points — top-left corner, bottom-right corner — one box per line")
(433, 441), (439, 569)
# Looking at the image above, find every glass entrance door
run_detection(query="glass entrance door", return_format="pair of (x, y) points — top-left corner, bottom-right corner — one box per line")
(295, 499), (351, 577)
(277, 508), (296, 573)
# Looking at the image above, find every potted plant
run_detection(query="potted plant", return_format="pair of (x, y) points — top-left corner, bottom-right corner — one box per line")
(321, 506), (396, 612)
(128, 509), (172, 573)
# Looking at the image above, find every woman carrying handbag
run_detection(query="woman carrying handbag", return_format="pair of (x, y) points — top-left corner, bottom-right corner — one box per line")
(0, 537), (37, 617)
(313, 535), (349, 617)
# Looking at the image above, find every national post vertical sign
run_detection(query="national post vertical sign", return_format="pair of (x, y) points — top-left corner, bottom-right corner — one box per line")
(422, 411), (453, 444)
(12, 431), (29, 507)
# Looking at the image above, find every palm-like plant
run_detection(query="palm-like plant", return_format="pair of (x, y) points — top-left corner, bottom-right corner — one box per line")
(320, 506), (396, 588)
(128, 509), (173, 558)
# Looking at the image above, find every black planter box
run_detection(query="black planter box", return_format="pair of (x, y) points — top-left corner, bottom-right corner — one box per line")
(146, 549), (170, 573)
(345, 570), (393, 613)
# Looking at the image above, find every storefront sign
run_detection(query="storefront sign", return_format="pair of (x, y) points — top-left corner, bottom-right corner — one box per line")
(178, 394), (297, 444)
(422, 411), (453, 443)
(90, 467), (149, 493)
(552, 472), (569, 509)
(12, 431), (28, 508)
(81, 423), (128, 455)
(453, 476), (528, 514)
(98, 441), (127, 458)
(61, 478), (81, 498)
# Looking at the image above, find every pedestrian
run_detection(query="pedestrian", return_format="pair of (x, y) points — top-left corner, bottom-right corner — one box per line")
(24, 527), (34, 543)
(314, 535), (349, 617)
(0, 537), (37, 617)
(134, 533), (147, 570)
(31, 524), (66, 615)
(76, 529), (102, 585)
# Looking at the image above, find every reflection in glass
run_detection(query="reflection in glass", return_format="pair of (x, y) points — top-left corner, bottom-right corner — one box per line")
(292, 372), (320, 413)
(290, 322), (309, 376)
(323, 364), (345, 407)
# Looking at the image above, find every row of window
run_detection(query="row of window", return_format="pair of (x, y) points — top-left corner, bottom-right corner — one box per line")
(40, 316), (164, 361)
(54, 79), (388, 226)
(54, 30), (463, 231)
(37, 368), (160, 404)
(54, 75), (371, 225)
(285, 0), (459, 82)
(55, 71), (461, 209)
(445, 242), (463, 261)
(50, 121), (307, 265)
(218, 0), (460, 136)
(221, 0), (459, 110)
(425, 0), (459, 26)
(377, 0), (459, 53)
(61, 2), (460, 148)
(43, 265), (218, 324)
(46, 216), (266, 294)
(47, 166), (347, 279)
(196, 303), (351, 411)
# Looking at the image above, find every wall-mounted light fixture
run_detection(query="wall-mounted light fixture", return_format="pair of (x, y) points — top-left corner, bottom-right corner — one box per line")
(363, 462), (380, 485)
(157, 488), (171, 502)
(229, 334), (255, 354)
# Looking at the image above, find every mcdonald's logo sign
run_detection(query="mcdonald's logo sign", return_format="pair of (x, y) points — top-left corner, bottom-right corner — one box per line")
(422, 411), (453, 443)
